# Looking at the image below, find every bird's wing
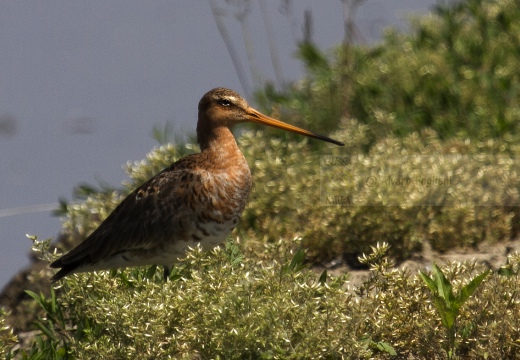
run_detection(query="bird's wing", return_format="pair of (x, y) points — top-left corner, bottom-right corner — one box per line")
(51, 155), (203, 268)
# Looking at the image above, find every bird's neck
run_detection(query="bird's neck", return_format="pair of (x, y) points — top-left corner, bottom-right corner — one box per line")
(197, 125), (246, 168)
(197, 123), (236, 150)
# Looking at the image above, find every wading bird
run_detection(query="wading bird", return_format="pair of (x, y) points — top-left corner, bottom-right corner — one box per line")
(50, 88), (344, 282)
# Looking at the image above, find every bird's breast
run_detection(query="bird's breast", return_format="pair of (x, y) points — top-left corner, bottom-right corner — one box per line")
(195, 164), (252, 223)
(159, 164), (252, 258)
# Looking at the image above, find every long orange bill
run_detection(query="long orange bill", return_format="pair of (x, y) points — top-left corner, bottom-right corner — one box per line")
(246, 108), (345, 147)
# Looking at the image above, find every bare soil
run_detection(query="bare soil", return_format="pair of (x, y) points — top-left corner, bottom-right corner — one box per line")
(317, 238), (520, 286)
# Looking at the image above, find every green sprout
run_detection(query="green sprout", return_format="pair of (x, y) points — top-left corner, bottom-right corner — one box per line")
(420, 263), (490, 359)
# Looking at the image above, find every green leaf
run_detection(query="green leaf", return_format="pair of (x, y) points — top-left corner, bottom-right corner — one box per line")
(319, 269), (328, 285)
(431, 263), (454, 305)
(286, 248), (306, 273)
(432, 297), (456, 329)
(376, 341), (397, 356)
(419, 271), (437, 293)
(56, 347), (67, 357)
(297, 42), (330, 71)
(420, 264), (457, 329)
(24, 290), (41, 303)
(498, 266), (515, 277)
(145, 265), (158, 280)
(34, 322), (56, 342)
(454, 269), (490, 310)
(225, 239), (245, 265)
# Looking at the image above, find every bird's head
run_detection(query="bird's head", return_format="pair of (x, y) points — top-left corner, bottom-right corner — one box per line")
(197, 87), (344, 147)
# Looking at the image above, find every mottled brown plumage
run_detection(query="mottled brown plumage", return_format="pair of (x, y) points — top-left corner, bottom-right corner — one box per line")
(50, 88), (344, 282)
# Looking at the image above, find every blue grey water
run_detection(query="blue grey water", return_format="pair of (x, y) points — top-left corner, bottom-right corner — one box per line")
(0, 0), (438, 291)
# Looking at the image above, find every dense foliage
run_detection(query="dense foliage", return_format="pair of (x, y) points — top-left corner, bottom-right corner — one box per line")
(3, 240), (520, 359)
(259, 0), (520, 144)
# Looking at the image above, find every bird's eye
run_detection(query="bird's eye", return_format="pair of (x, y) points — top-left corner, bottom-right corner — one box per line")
(219, 99), (232, 107)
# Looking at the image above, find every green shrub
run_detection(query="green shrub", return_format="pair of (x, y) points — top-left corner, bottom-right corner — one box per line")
(8, 240), (520, 359)
(241, 119), (520, 261)
(0, 308), (17, 360)
(260, 0), (520, 143)
(42, 239), (373, 359)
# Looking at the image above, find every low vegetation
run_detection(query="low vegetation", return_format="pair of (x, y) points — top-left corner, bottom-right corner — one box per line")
(2, 240), (520, 359)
